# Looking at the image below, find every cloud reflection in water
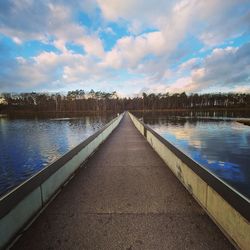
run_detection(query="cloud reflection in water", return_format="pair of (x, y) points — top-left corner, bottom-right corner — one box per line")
(147, 119), (250, 199)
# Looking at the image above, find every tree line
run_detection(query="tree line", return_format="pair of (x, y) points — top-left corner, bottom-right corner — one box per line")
(0, 90), (250, 113)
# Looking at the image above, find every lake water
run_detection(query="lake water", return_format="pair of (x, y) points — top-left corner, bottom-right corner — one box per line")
(1, 111), (250, 200)
(138, 112), (250, 200)
(0, 113), (115, 196)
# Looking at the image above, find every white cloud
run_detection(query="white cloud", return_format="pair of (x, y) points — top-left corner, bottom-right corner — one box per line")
(76, 35), (104, 57)
(135, 42), (250, 94)
(233, 86), (250, 93)
(53, 40), (67, 52)
(173, 43), (250, 93)
(101, 27), (115, 35)
(142, 76), (196, 94)
(198, 1), (250, 46)
(0, 1), (104, 58)
(102, 31), (167, 69)
(97, 0), (174, 29)
(0, 0), (249, 94)
(98, 0), (250, 73)
(178, 58), (202, 72)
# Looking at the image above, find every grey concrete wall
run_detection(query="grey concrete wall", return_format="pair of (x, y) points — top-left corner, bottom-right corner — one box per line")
(0, 114), (123, 249)
(129, 112), (250, 250)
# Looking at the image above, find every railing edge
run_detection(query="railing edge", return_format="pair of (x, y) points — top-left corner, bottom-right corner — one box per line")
(128, 112), (250, 250)
(0, 112), (124, 249)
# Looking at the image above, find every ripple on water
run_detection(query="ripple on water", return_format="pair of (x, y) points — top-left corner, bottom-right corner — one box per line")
(0, 115), (114, 196)
(146, 118), (250, 199)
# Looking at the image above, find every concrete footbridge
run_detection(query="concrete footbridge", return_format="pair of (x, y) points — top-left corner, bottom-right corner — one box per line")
(0, 112), (249, 249)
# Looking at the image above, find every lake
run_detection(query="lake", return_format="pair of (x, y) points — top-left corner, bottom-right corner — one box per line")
(136, 111), (250, 200)
(1, 110), (250, 200)
(0, 113), (115, 196)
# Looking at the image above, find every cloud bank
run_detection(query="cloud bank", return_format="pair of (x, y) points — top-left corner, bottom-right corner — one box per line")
(0, 0), (249, 95)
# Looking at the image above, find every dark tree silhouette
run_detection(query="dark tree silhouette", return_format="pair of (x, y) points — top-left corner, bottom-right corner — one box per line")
(0, 91), (250, 113)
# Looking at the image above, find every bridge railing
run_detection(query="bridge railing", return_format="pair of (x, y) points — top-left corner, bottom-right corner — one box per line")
(129, 112), (249, 250)
(0, 113), (124, 249)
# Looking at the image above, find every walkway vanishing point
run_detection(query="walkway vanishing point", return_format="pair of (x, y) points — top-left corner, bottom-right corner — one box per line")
(12, 113), (233, 249)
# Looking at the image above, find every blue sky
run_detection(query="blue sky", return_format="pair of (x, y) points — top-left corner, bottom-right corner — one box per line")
(0, 0), (249, 96)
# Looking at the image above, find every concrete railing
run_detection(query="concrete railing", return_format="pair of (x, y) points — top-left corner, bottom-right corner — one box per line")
(129, 112), (250, 250)
(0, 113), (124, 249)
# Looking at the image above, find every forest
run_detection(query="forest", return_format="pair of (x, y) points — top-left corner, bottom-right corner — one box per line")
(1, 90), (250, 113)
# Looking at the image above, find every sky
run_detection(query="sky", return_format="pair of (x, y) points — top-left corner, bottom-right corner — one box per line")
(0, 0), (250, 96)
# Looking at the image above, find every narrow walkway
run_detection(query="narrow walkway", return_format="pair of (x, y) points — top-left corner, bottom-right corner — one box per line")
(13, 113), (233, 250)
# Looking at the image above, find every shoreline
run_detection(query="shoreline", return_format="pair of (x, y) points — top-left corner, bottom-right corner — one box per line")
(1, 107), (250, 113)
(236, 120), (250, 126)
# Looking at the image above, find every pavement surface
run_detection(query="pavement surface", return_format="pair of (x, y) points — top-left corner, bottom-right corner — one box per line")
(12, 113), (233, 250)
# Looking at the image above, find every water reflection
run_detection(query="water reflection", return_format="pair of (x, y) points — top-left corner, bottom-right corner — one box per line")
(140, 113), (250, 199)
(134, 109), (250, 119)
(0, 114), (115, 196)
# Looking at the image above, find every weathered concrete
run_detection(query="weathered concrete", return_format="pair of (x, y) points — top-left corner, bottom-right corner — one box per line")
(129, 112), (249, 249)
(12, 113), (233, 250)
(0, 114), (123, 249)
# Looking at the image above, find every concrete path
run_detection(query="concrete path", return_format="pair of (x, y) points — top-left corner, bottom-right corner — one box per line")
(12, 113), (233, 250)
